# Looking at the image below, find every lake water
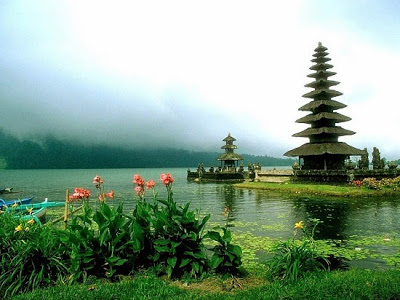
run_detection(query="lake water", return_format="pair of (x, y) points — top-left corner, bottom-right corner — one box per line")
(1, 168), (400, 268)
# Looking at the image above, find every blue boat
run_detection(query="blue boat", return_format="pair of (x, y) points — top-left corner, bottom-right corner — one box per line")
(0, 197), (33, 208)
(8, 199), (66, 224)
(13, 206), (47, 223)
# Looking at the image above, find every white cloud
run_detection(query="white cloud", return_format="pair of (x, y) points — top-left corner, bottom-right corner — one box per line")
(0, 1), (399, 159)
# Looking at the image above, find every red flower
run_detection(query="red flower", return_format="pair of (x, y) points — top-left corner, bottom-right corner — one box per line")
(146, 180), (155, 189)
(105, 190), (114, 199)
(160, 173), (174, 186)
(135, 186), (144, 196)
(133, 174), (145, 186)
(69, 187), (91, 202)
(93, 175), (104, 188)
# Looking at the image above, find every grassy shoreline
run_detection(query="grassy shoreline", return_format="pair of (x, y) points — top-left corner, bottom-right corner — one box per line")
(233, 181), (400, 197)
(11, 269), (400, 299)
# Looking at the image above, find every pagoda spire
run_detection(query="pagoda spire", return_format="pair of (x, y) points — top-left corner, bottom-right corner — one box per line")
(284, 43), (364, 170)
(217, 133), (243, 170)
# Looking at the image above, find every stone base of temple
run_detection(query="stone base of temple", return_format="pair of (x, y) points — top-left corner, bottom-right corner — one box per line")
(187, 170), (250, 182)
(254, 169), (294, 183)
(293, 169), (399, 183)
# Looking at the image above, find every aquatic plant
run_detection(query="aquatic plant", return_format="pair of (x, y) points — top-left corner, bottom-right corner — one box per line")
(267, 218), (329, 281)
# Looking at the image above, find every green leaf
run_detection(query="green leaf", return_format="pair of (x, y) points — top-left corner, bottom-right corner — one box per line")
(167, 266), (173, 278)
(101, 203), (113, 220)
(222, 229), (232, 243)
(180, 258), (191, 267)
(158, 199), (169, 206)
(99, 229), (110, 245)
(210, 255), (224, 269)
(205, 231), (222, 242)
(154, 245), (170, 252)
(167, 257), (177, 268)
(83, 257), (93, 264)
(199, 214), (210, 230)
(171, 241), (181, 250)
(132, 238), (142, 252)
(114, 258), (128, 266)
(192, 261), (199, 273)
(193, 251), (206, 260)
(155, 239), (171, 246)
(228, 244), (242, 257)
(133, 221), (144, 238)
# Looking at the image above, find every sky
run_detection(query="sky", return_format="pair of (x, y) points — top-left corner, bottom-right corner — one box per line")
(1, 0), (400, 159)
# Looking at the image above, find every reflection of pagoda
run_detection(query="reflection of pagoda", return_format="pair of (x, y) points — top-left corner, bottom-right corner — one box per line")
(284, 42), (364, 171)
(217, 133), (243, 171)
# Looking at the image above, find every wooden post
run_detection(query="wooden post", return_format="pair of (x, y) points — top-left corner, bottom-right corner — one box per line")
(64, 189), (69, 230)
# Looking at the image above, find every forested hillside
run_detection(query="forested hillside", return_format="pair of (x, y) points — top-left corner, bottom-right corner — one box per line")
(0, 129), (295, 169)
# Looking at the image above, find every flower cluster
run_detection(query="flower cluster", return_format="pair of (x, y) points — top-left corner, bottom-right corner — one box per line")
(133, 174), (155, 198)
(98, 190), (115, 202)
(362, 177), (380, 190)
(160, 173), (174, 186)
(69, 188), (91, 202)
(363, 177), (397, 190)
(14, 218), (35, 233)
(93, 175), (104, 188)
(92, 175), (114, 202)
(350, 180), (363, 187)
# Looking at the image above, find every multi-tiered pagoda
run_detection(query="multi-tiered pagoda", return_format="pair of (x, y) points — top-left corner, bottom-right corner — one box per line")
(187, 133), (249, 182)
(284, 42), (364, 170)
(217, 133), (243, 171)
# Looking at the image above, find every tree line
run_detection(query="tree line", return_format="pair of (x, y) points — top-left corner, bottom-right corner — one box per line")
(0, 129), (295, 169)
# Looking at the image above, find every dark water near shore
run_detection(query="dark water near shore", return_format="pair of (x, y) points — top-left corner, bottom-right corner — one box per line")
(1, 168), (400, 268)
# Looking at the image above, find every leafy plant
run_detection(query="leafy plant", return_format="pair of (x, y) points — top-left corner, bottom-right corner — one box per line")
(204, 207), (242, 276)
(0, 212), (67, 298)
(268, 219), (329, 281)
(150, 174), (210, 279)
(61, 201), (147, 282)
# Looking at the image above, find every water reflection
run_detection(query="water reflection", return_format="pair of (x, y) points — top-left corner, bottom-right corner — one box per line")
(215, 184), (241, 222)
(291, 197), (351, 240)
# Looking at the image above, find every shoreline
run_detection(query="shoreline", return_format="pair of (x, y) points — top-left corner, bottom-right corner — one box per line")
(233, 181), (400, 198)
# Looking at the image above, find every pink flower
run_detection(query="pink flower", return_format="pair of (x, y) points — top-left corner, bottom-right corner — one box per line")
(69, 187), (91, 202)
(160, 173), (174, 186)
(146, 180), (155, 189)
(133, 174), (145, 186)
(135, 186), (144, 196)
(98, 194), (105, 202)
(93, 175), (104, 188)
(105, 190), (114, 199)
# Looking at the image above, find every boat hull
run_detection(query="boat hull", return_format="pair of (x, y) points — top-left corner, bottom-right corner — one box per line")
(0, 197), (33, 208)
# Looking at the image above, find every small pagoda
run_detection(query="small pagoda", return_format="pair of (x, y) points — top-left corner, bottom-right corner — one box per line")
(217, 133), (244, 171)
(187, 133), (248, 182)
(284, 42), (364, 171)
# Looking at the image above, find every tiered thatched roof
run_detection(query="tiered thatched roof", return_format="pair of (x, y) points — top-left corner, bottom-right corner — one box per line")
(217, 133), (243, 161)
(285, 42), (364, 158)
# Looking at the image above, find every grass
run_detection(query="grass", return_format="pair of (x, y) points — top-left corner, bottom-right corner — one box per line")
(10, 269), (400, 300)
(234, 181), (400, 197)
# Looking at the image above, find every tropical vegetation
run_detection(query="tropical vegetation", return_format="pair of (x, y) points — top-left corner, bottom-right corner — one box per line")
(2, 173), (400, 299)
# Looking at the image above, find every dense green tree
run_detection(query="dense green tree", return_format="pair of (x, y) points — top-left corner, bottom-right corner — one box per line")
(0, 129), (295, 169)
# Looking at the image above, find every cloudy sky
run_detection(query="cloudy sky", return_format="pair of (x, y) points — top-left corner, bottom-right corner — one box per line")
(1, 0), (399, 159)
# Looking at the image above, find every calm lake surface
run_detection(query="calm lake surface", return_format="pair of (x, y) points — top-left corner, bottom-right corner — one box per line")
(1, 168), (400, 268)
